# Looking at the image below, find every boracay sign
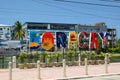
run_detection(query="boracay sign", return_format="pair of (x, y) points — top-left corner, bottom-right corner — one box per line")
(29, 31), (109, 50)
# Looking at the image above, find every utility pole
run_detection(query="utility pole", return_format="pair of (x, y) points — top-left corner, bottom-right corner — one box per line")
(112, 27), (114, 48)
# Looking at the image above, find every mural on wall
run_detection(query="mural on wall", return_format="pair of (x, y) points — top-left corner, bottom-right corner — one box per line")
(89, 32), (99, 49)
(56, 32), (67, 48)
(78, 32), (89, 49)
(98, 32), (109, 48)
(29, 31), (40, 49)
(28, 31), (109, 51)
(68, 32), (77, 49)
(41, 32), (54, 50)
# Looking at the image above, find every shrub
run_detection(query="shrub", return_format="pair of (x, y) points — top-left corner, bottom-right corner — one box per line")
(32, 51), (38, 63)
(81, 51), (87, 61)
(55, 51), (62, 62)
(66, 50), (75, 61)
(97, 52), (105, 60)
(40, 51), (47, 63)
(108, 48), (118, 54)
(90, 51), (96, 60)
(18, 52), (27, 63)
(47, 52), (54, 62)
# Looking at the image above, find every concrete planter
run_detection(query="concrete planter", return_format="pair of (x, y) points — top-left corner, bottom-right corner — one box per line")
(18, 64), (24, 69)
(40, 63), (46, 68)
(47, 63), (53, 67)
(88, 60), (95, 65)
(81, 61), (85, 66)
(100, 60), (105, 64)
(67, 61), (73, 66)
(54, 62), (62, 67)
(73, 61), (79, 66)
(27, 63), (33, 69)
(94, 60), (99, 65)
(33, 63), (37, 68)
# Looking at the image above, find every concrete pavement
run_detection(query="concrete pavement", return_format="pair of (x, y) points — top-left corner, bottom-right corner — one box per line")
(0, 63), (120, 80)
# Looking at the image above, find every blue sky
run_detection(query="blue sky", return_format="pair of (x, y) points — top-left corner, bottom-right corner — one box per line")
(0, 0), (120, 38)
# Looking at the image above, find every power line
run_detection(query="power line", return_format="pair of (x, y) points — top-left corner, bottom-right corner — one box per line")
(30, 0), (120, 20)
(0, 9), (84, 18)
(100, 0), (120, 3)
(0, 1), (118, 16)
(0, 1), (118, 18)
(0, 5), (84, 17)
(113, 0), (120, 2)
(53, 0), (120, 16)
(52, 0), (120, 16)
(1, 0), (119, 21)
(0, 7), (51, 13)
(54, 0), (120, 8)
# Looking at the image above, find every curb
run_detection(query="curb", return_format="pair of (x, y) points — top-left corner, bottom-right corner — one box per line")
(54, 73), (120, 80)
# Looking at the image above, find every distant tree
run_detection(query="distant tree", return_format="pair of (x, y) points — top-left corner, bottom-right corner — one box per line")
(107, 38), (120, 53)
(116, 38), (120, 53)
(13, 21), (25, 40)
(116, 38), (120, 47)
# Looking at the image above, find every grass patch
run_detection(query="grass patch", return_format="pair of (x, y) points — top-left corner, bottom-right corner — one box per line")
(110, 54), (120, 62)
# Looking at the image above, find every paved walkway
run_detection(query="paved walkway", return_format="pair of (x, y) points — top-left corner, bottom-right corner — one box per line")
(0, 63), (120, 80)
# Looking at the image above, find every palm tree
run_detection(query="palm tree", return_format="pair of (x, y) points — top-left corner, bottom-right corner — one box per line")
(13, 21), (25, 40)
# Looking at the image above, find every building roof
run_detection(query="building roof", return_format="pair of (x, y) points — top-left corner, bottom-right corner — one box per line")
(23, 22), (77, 26)
(78, 24), (107, 27)
(0, 24), (11, 27)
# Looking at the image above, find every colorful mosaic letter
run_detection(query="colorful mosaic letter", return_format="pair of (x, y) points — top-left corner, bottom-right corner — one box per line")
(78, 32), (89, 49)
(29, 31), (40, 49)
(56, 32), (67, 48)
(89, 32), (98, 49)
(68, 32), (77, 49)
(41, 32), (54, 50)
(98, 32), (109, 48)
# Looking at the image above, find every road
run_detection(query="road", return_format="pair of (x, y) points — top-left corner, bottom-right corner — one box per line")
(76, 74), (120, 80)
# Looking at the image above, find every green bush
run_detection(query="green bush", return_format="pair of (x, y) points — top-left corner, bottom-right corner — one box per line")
(55, 51), (62, 62)
(66, 50), (75, 61)
(97, 52), (105, 60)
(18, 52), (27, 63)
(32, 51), (38, 63)
(40, 52), (47, 63)
(108, 48), (118, 54)
(90, 51), (96, 60)
(27, 53), (33, 63)
(47, 52), (54, 62)
(81, 52), (87, 61)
